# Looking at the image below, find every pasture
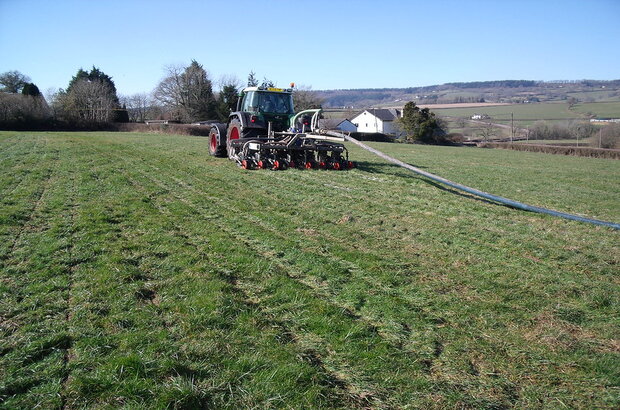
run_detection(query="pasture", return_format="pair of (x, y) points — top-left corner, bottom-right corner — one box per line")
(434, 101), (620, 128)
(1, 132), (618, 408)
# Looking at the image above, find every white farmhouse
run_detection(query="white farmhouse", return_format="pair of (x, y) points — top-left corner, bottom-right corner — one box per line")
(351, 109), (402, 135)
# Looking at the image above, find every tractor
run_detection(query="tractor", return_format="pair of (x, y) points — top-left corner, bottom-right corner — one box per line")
(208, 84), (354, 170)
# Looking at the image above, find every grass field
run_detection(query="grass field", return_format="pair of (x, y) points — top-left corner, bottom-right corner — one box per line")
(434, 102), (577, 123)
(435, 101), (620, 140)
(1, 131), (619, 408)
(433, 102), (620, 123)
(515, 138), (600, 147)
(572, 101), (620, 118)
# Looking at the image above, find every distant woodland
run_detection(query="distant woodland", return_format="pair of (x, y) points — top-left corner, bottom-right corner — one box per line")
(317, 79), (620, 108)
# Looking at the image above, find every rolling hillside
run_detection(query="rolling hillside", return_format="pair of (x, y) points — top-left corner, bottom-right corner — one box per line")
(317, 79), (620, 108)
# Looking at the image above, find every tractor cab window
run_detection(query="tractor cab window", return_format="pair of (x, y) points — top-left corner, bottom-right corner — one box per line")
(241, 91), (259, 112)
(258, 92), (294, 114)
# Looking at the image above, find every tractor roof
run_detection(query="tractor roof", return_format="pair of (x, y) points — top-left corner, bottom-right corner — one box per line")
(242, 86), (293, 94)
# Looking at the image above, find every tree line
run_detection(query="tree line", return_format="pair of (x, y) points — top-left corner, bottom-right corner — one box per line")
(0, 61), (324, 129)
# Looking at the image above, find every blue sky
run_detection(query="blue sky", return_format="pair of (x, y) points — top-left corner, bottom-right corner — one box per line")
(1, 0), (619, 96)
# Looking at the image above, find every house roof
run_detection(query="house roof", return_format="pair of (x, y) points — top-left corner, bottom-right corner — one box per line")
(318, 118), (354, 129)
(353, 109), (400, 122)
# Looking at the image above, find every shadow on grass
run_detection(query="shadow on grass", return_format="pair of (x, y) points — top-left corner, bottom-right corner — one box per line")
(354, 160), (428, 175)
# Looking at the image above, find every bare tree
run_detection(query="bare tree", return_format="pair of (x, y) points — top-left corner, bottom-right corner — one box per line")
(0, 92), (50, 123)
(60, 79), (116, 124)
(153, 61), (216, 122)
(293, 85), (324, 111)
(599, 123), (620, 149)
(216, 74), (242, 91)
(567, 96), (578, 109)
(0, 70), (31, 93)
(45, 87), (63, 119)
(478, 122), (496, 141)
(120, 92), (151, 122)
(153, 65), (184, 109)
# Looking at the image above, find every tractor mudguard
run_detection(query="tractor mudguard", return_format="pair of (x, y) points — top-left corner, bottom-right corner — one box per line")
(229, 112), (266, 130)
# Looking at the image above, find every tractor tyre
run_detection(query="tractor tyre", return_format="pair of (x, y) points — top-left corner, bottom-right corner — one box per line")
(208, 125), (227, 157)
(226, 119), (243, 159)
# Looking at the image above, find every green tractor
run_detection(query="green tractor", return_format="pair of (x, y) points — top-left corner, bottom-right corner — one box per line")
(208, 85), (353, 170)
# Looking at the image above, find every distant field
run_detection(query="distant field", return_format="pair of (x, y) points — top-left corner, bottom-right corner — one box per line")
(435, 101), (620, 122)
(324, 102), (620, 126)
(567, 90), (620, 102)
(572, 101), (620, 118)
(1, 132), (619, 408)
(433, 102), (577, 121)
(516, 138), (597, 146)
(419, 102), (510, 109)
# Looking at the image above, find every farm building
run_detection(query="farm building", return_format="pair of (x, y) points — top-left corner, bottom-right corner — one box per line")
(590, 118), (620, 123)
(318, 118), (357, 132)
(471, 114), (490, 120)
(144, 119), (180, 125)
(351, 109), (403, 135)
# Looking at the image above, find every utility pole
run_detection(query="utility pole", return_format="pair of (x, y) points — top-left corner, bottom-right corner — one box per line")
(599, 127), (602, 148)
(510, 112), (514, 142)
(577, 131), (579, 147)
(526, 126), (529, 141)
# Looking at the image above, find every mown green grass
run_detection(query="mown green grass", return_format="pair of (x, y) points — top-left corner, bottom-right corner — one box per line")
(1, 131), (618, 408)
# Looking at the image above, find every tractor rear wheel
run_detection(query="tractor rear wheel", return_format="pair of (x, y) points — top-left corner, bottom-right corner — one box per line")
(208, 125), (226, 157)
(226, 119), (243, 159)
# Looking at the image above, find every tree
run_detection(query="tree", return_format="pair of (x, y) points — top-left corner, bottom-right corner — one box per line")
(247, 71), (258, 87)
(260, 77), (275, 88)
(398, 101), (445, 143)
(0, 93), (49, 124)
(568, 120), (595, 146)
(22, 82), (41, 97)
(215, 84), (239, 121)
(120, 92), (151, 122)
(599, 123), (620, 149)
(66, 66), (120, 105)
(57, 67), (124, 124)
(0, 70), (31, 93)
(180, 60), (215, 121)
(246, 71), (275, 88)
(152, 64), (184, 120)
(567, 96), (578, 109)
(66, 69), (89, 93)
(59, 79), (117, 124)
(153, 60), (216, 122)
(530, 120), (550, 140)
(293, 85), (324, 111)
(478, 121), (496, 141)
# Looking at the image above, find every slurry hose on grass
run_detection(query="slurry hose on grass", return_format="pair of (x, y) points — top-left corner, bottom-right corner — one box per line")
(338, 133), (620, 230)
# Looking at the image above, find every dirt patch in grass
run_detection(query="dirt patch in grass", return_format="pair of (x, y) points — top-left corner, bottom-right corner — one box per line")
(524, 312), (620, 353)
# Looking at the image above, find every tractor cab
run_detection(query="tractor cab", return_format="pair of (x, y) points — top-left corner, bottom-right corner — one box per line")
(237, 86), (295, 132)
(239, 87), (294, 114)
